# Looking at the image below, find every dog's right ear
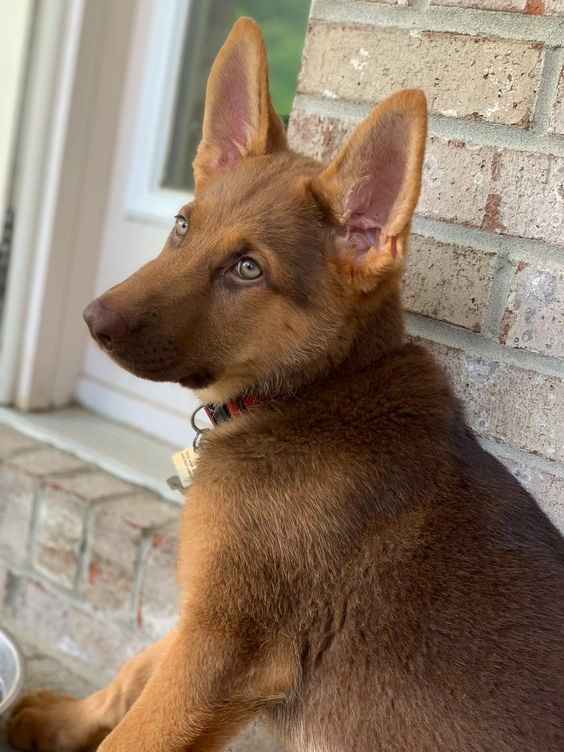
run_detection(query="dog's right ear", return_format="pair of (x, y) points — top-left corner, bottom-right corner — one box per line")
(193, 17), (287, 193)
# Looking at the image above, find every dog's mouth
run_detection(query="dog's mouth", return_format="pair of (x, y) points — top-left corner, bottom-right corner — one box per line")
(84, 300), (219, 389)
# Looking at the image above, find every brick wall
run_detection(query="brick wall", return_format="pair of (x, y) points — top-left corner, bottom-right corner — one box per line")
(0, 424), (179, 673)
(1, 2), (562, 673)
(289, 0), (564, 528)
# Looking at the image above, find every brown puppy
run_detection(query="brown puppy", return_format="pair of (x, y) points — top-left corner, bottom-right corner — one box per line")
(9, 17), (564, 752)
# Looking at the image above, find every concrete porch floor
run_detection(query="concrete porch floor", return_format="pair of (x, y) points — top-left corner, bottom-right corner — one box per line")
(0, 621), (98, 751)
(0, 622), (280, 751)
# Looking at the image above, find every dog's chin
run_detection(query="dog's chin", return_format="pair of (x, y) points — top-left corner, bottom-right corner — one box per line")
(97, 339), (218, 390)
(178, 370), (217, 390)
(101, 349), (182, 383)
(118, 360), (217, 389)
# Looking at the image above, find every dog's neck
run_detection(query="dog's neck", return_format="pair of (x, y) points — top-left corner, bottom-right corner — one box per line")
(199, 287), (405, 412)
(344, 287), (406, 377)
(248, 287), (405, 403)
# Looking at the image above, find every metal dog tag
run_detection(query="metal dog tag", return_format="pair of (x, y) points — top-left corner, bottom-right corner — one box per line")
(167, 475), (186, 494)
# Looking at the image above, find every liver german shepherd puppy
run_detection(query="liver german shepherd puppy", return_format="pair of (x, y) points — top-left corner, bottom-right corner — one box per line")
(9, 17), (564, 752)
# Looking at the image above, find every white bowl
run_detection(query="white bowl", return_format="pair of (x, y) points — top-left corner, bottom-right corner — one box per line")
(0, 629), (24, 714)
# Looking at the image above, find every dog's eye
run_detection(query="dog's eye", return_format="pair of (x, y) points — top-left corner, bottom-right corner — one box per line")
(235, 258), (262, 281)
(174, 215), (189, 237)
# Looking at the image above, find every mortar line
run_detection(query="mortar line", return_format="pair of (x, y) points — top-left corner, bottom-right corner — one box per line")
(70, 500), (96, 597)
(25, 481), (46, 569)
(292, 94), (564, 156)
(129, 531), (154, 629)
(480, 437), (564, 480)
(411, 216), (564, 267)
(4, 571), (24, 613)
(405, 311), (564, 379)
(531, 46), (564, 132)
(42, 467), (102, 481)
(480, 255), (517, 341)
(2, 452), (96, 482)
(428, 113), (564, 157)
(73, 491), (143, 597)
(310, 0), (564, 45)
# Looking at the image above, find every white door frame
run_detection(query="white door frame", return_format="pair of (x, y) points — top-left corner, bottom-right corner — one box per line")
(0, 0), (36, 402)
(1, 0), (137, 409)
(0, 0), (33, 231)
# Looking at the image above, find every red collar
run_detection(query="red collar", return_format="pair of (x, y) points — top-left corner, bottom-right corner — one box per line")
(204, 395), (265, 426)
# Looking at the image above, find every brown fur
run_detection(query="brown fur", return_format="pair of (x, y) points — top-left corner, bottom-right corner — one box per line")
(9, 17), (564, 752)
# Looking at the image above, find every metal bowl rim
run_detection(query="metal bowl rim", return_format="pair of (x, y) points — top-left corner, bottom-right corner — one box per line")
(0, 627), (25, 714)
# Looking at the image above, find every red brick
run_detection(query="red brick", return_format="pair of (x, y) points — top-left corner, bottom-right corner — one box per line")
(501, 264), (564, 358)
(418, 339), (564, 462)
(403, 236), (496, 331)
(544, 0), (564, 14)
(299, 22), (542, 126)
(500, 457), (564, 533)
(10, 577), (150, 674)
(7, 448), (88, 477)
(0, 463), (36, 564)
(489, 150), (564, 247)
(418, 142), (564, 246)
(287, 110), (355, 163)
(47, 470), (134, 501)
(137, 518), (181, 639)
(419, 139), (498, 229)
(84, 494), (177, 618)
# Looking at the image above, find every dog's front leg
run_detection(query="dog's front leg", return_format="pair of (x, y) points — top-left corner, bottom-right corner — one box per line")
(8, 632), (174, 752)
(98, 610), (295, 752)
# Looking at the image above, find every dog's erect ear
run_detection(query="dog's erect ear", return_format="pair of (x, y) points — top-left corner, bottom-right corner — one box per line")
(312, 89), (427, 292)
(193, 17), (287, 192)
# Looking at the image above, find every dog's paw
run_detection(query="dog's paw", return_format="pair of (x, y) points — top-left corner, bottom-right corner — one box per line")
(7, 690), (89, 752)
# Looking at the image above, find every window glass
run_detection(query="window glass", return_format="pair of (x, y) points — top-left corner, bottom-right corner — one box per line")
(162, 0), (309, 191)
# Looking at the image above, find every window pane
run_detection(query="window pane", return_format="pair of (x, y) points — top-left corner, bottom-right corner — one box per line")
(162, 0), (309, 191)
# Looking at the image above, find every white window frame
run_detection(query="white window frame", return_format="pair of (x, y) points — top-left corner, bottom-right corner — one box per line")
(124, 0), (194, 228)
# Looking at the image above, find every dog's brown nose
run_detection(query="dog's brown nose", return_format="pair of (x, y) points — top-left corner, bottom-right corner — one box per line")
(83, 298), (130, 347)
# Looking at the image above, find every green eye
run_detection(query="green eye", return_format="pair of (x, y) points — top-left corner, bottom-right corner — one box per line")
(235, 258), (262, 281)
(174, 215), (188, 236)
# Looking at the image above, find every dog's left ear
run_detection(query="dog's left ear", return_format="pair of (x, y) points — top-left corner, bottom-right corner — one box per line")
(311, 89), (427, 292)
(193, 17), (287, 192)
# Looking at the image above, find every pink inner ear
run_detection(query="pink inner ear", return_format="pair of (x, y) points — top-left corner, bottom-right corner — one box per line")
(345, 116), (408, 255)
(208, 51), (255, 170)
